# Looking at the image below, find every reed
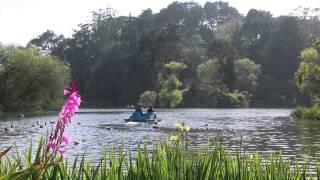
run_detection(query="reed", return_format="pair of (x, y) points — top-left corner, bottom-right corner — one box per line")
(0, 139), (319, 180)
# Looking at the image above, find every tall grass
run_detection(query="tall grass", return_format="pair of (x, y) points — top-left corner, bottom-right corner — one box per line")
(1, 140), (320, 179)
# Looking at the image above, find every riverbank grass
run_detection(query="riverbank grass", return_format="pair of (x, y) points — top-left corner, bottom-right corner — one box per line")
(291, 107), (320, 120)
(1, 140), (320, 179)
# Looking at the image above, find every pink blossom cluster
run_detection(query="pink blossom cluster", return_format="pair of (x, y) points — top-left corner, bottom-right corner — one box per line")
(60, 90), (81, 124)
(41, 81), (81, 163)
(48, 135), (71, 157)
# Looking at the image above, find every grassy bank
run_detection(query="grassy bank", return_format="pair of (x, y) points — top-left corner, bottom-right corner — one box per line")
(291, 107), (320, 120)
(1, 140), (319, 179)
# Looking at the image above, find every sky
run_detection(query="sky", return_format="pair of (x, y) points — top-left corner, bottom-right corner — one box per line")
(0, 0), (319, 46)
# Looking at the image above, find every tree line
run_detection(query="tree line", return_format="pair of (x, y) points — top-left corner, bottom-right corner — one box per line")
(3, 1), (320, 110)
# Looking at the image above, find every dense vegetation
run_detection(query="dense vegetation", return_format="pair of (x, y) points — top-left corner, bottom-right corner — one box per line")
(292, 107), (320, 120)
(20, 2), (320, 108)
(27, 2), (320, 108)
(1, 140), (320, 179)
(0, 46), (70, 112)
(292, 40), (320, 119)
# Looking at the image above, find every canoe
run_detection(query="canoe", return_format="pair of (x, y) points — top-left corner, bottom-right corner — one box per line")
(124, 112), (159, 123)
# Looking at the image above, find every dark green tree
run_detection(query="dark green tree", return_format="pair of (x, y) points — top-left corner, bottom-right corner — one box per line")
(204, 1), (241, 29)
(28, 30), (66, 60)
(295, 41), (320, 106)
(233, 58), (261, 93)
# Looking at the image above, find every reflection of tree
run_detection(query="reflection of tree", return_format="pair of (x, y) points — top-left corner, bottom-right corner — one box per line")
(295, 119), (320, 156)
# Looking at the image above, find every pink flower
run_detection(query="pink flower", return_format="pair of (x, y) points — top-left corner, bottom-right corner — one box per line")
(48, 141), (57, 150)
(64, 81), (79, 96)
(62, 135), (71, 144)
(42, 81), (81, 163)
(63, 89), (70, 96)
(59, 91), (81, 124)
(58, 148), (67, 157)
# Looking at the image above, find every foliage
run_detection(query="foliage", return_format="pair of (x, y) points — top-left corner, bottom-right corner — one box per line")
(157, 61), (187, 108)
(0, 46), (70, 112)
(164, 61), (187, 75)
(291, 107), (320, 120)
(214, 20), (241, 43)
(1, 139), (320, 179)
(293, 40), (320, 120)
(181, 34), (207, 70)
(234, 58), (261, 93)
(293, 40), (320, 119)
(28, 30), (66, 58)
(160, 75), (182, 91)
(29, 1), (320, 108)
(295, 41), (320, 105)
(139, 90), (157, 106)
(197, 59), (223, 87)
(295, 62), (320, 102)
(159, 88), (183, 108)
(300, 48), (320, 63)
(227, 90), (249, 108)
(204, 1), (241, 28)
(159, 76), (183, 108)
(193, 58), (251, 107)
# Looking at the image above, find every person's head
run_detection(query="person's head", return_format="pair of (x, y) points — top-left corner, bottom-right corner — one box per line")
(149, 105), (153, 109)
(138, 105), (141, 108)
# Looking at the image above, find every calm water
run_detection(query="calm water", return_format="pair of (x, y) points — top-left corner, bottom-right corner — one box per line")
(1, 108), (320, 162)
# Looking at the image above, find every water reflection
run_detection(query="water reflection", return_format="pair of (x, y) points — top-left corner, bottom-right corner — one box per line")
(1, 108), (320, 163)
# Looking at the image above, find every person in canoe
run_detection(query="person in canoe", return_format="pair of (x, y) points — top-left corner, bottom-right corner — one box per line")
(147, 105), (154, 113)
(125, 105), (158, 122)
(135, 105), (144, 115)
(147, 105), (156, 119)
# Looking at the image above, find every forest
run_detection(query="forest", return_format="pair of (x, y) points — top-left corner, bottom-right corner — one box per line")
(2, 1), (320, 110)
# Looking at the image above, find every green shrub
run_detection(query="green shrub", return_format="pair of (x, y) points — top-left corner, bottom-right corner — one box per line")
(228, 90), (249, 108)
(291, 107), (320, 120)
(215, 90), (249, 108)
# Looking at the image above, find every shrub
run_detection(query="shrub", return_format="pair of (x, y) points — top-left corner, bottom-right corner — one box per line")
(291, 107), (320, 120)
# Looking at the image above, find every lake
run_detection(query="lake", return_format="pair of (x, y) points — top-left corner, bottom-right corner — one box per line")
(1, 108), (320, 163)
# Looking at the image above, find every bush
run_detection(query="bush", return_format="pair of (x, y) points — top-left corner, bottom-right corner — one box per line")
(215, 90), (249, 108)
(291, 107), (320, 120)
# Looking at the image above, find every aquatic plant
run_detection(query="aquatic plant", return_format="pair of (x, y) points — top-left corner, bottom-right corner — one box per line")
(291, 107), (320, 120)
(171, 122), (191, 147)
(174, 122), (190, 132)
